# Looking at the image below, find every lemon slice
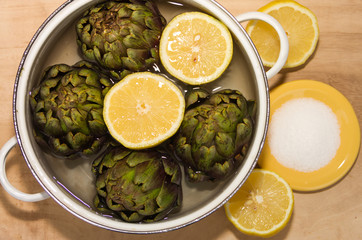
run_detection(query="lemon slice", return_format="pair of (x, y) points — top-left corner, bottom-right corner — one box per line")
(246, 0), (319, 68)
(103, 72), (185, 149)
(224, 169), (294, 238)
(159, 11), (233, 85)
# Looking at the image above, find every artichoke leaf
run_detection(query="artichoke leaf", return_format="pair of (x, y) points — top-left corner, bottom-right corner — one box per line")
(30, 87), (40, 110)
(33, 99), (45, 113)
(122, 56), (143, 71)
(142, 29), (160, 46)
(117, 5), (133, 18)
(82, 139), (102, 156)
(84, 87), (103, 105)
(215, 132), (235, 158)
(88, 119), (107, 136)
(65, 132), (90, 150)
(44, 110), (63, 136)
(137, 198), (158, 216)
(120, 212), (143, 223)
(79, 68), (102, 88)
(126, 151), (155, 167)
(155, 182), (179, 212)
(209, 159), (232, 179)
(235, 118), (253, 148)
(95, 173), (107, 197)
(186, 167), (209, 182)
(133, 160), (164, 191)
(225, 103), (244, 123)
(103, 51), (122, 69)
(212, 109), (233, 132)
(82, 43), (96, 61)
(123, 29), (148, 49)
(131, 10), (150, 26)
(49, 138), (72, 156)
(127, 48), (149, 61)
(179, 114), (198, 140)
(175, 138), (195, 167)
(106, 192), (127, 211)
(185, 88), (209, 109)
(196, 145), (219, 171)
(34, 112), (46, 128)
(192, 122), (215, 150)
(93, 195), (110, 212)
(162, 158), (182, 184)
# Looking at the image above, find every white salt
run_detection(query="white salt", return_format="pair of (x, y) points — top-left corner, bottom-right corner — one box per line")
(268, 98), (341, 172)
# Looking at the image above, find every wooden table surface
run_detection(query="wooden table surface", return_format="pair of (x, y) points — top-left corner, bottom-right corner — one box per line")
(1, 0), (361, 239)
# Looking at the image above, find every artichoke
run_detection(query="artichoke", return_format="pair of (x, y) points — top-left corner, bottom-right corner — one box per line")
(29, 61), (114, 157)
(76, 0), (167, 80)
(92, 146), (182, 222)
(173, 89), (255, 182)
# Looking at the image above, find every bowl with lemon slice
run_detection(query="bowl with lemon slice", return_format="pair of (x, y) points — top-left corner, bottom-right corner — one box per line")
(0, 0), (290, 234)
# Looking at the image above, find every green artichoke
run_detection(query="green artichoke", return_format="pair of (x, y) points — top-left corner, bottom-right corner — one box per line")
(76, 0), (167, 80)
(173, 89), (255, 182)
(92, 146), (182, 222)
(29, 61), (114, 157)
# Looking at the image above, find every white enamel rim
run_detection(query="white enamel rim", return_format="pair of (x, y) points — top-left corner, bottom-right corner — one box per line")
(9, 0), (271, 234)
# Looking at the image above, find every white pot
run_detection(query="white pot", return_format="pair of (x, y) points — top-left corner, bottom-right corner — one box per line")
(0, 0), (288, 233)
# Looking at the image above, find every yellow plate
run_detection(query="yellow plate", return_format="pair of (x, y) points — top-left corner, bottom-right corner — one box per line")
(259, 80), (361, 192)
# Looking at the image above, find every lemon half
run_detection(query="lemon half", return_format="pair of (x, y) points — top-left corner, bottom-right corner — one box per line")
(103, 72), (185, 149)
(160, 12), (233, 85)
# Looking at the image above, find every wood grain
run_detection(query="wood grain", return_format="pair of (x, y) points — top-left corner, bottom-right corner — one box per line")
(0, 0), (361, 239)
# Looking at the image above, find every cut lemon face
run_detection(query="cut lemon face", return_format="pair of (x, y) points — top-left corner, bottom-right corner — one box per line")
(246, 0), (319, 68)
(159, 12), (233, 85)
(224, 169), (294, 238)
(103, 72), (185, 149)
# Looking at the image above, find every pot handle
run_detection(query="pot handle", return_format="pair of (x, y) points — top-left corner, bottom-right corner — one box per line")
(0, 136), (49, 202)
(236, 12), (289, 80)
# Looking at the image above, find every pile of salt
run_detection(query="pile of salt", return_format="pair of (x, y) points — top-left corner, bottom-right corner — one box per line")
(268, 97), (341, 172)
